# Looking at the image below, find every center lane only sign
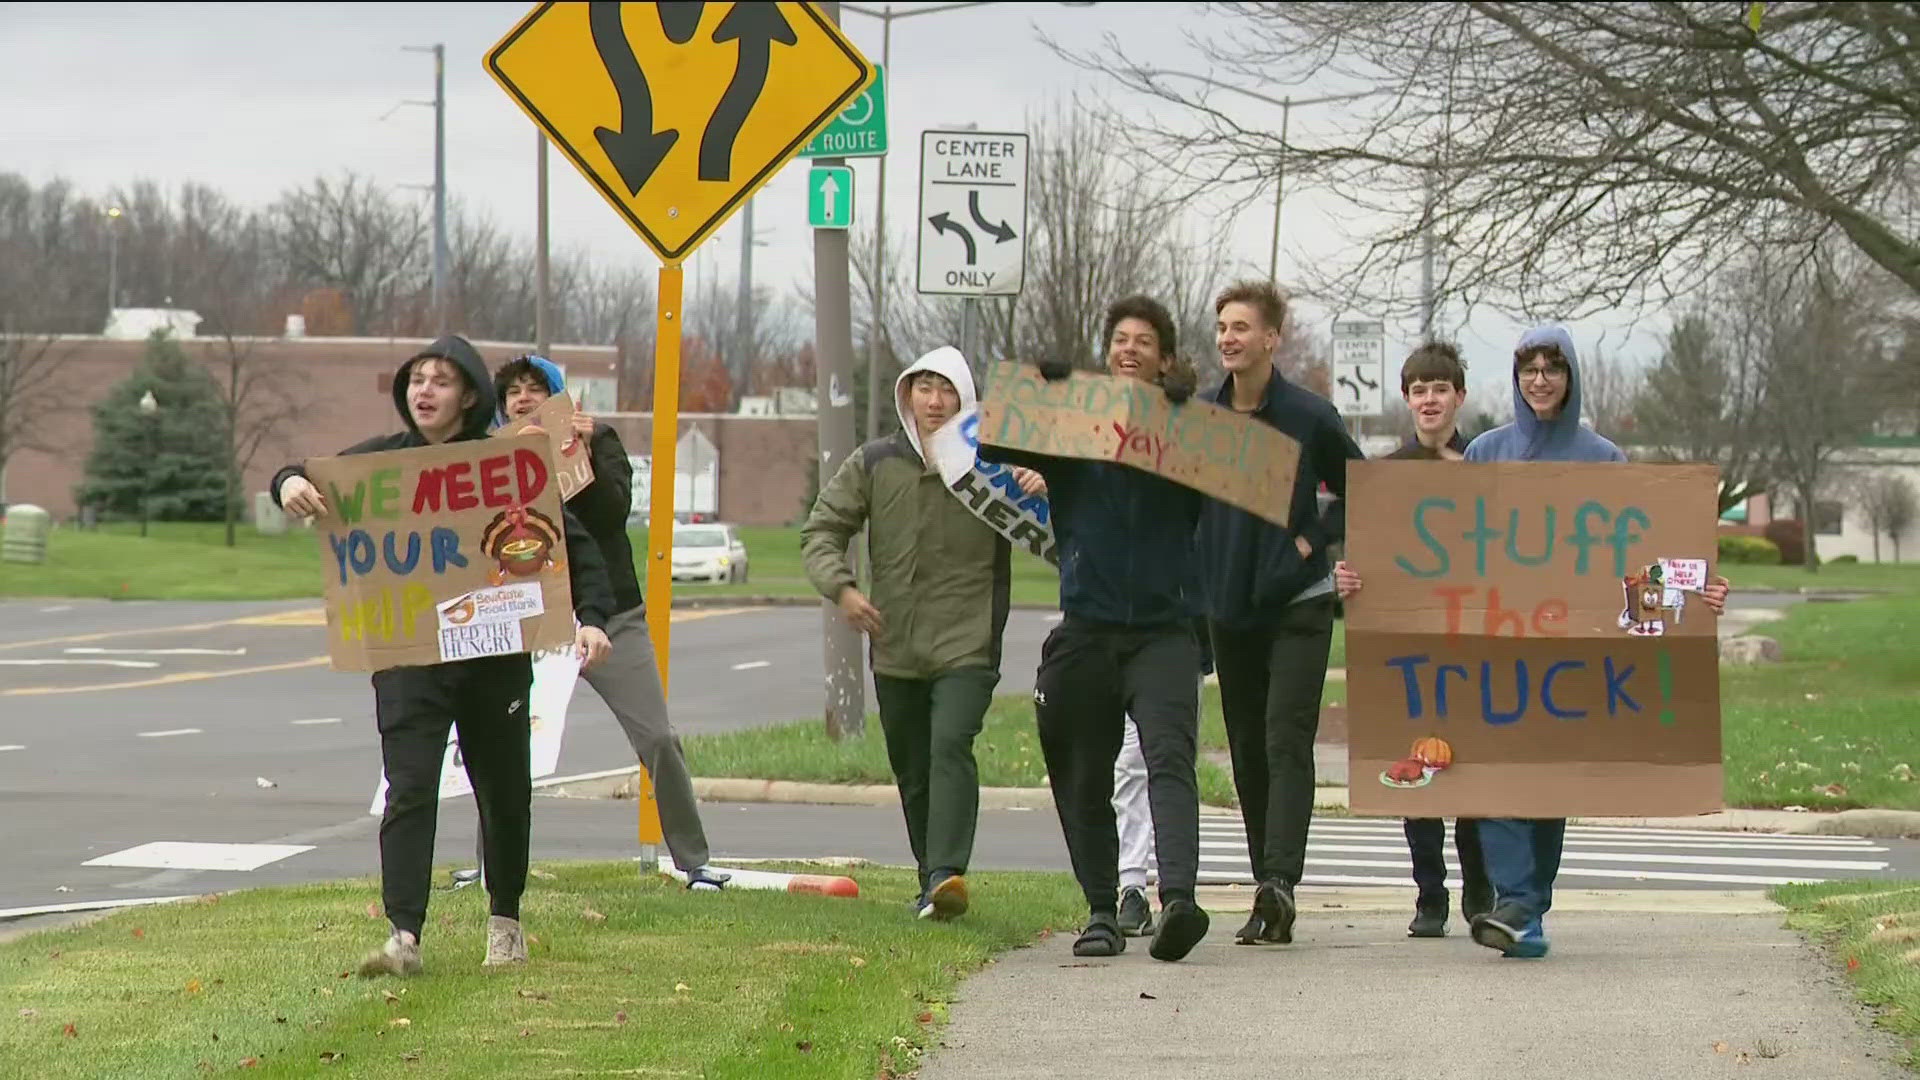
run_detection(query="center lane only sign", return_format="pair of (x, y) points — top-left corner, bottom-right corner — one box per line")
(916, 129), (1028, 297)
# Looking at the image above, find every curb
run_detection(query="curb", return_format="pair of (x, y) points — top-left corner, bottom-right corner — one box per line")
(537, 768), (1920, 836)
(665, 595), (1063, 612)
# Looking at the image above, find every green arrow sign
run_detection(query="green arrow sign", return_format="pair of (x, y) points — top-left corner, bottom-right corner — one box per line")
(799, 65), (887, 158)
(808, 166), (854, 229)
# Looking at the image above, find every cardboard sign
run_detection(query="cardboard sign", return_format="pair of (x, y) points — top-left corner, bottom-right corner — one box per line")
(1343, 461), (1723, 817)
(494, 392), (595, 501)
(927, 406), (1058, 565)
(369, 647), (581, 815)
(975, 361), (1302, 526)
(305, 439), (576, 672)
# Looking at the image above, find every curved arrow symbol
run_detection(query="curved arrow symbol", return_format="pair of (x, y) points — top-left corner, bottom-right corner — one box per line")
(702, 3), (797, 183)
(590, 2), (678, 196)
(930, 213), (977, 265)
(967, 190), (1015, 243)
(657, 1), (706, 44)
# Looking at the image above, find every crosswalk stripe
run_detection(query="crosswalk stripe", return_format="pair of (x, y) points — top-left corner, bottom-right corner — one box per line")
(1200, 820), (1879, 848)
(1188, 857), (1837, 888)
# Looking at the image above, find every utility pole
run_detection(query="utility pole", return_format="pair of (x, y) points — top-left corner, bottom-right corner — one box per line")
(1270, 97), (1291, 284)
(1420, 170), (1437, 338)
(735, 197), (755, 388)
(862, 14), (892, 441)
(536, 132), (550, 354)
(813, 1), (867, 741)
(403, 43), (449, 334)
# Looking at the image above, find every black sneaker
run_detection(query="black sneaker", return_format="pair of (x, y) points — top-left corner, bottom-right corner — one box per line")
(1117, 887), (1154, 937)
(1233, 913), (1269, 945)
(1253, 879), (1296, 945)
(1149, 899), (1210, 962)
(1462, 882), (1494, 925)
(1408, 906), (1448, 938)
(1470, 903), (1528, 953)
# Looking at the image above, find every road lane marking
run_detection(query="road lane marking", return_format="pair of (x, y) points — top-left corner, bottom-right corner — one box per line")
(1, 656), (331, 697)
(292, 717), (343, 726)
(83, 841), (314, 872)
(0, 744), (23, 752)
(38, 605), (74, 614)
(67, 647), (248, 657)
(137, 728), (203, 738)
(731, 660), (771, 671)
(0, 659), (160, 668)
(231, 608), (326, 627)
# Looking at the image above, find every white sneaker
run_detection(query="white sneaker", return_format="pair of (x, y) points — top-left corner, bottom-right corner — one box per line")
(357, 929), (422, 978)
(483, 915), (528, 966)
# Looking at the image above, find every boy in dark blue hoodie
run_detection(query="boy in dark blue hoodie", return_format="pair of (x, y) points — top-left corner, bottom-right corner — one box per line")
(982, 295), (1212, 963)
(1194, 281), (1363, 947)
(273, 336), (617, 976)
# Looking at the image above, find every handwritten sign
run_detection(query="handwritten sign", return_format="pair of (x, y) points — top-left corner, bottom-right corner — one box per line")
(1344, 461), (1723, 817)
(305, 439), (576, 672)
(975, 361), (1302, 526)
(927, 406), (1057, 565)
(494, 392), (595, 502)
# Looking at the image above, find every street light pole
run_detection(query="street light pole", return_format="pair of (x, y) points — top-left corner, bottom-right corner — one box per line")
(536, 132), (551, 354)
(105, 205), (124, 324)
(1270, 98), (1290, 285)
(138, 390), (159, 538)
(404, 43), (449, 334)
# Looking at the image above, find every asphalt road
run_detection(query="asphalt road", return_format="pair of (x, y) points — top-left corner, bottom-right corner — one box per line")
(5, 593), (1912, 930)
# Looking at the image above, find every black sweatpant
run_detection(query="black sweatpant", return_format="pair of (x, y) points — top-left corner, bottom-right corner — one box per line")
(1035, 617), (1201, 913)
(1404, 817), (1489, 910)
(874, 668), (1000, 896)
(1210, 593), (1336, 887)
(372, 653), (534, 939)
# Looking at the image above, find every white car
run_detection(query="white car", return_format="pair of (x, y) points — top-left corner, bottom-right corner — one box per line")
(671, 523), (749, 584)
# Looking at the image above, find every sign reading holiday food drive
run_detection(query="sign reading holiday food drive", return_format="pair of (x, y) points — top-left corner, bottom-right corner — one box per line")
(1343, 460), (1724, 818)
(305, 439), (576, 672)
(975, 360), (1302, 527)
(494, 391), (595, 501)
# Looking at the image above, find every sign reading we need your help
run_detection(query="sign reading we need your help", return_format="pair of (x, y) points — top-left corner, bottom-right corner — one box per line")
(976, 360), (1302, 527)
(493, 392), (594, 501)
(304, 439), (576, 672)
(1343, 461), (1723, 818)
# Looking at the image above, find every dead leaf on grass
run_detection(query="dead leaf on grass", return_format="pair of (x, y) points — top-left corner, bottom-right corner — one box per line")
(389, 1018), (412, 1028)
(1713, 1041), (1729, 1053)
(516, 989), (550, 1000)
(796, 1041), (813, 1053)
(237, 1057), (258, 1068)
(185, 979), (202, 994)
(365, 903), (382, 919)
(614, 1011), (628, 1024)
(18, 1008), (37, 1018)
(917, 1011), (933, 1023)
(529, 869), (556, 881)
(1816, 783), (1849, 798)
(132, 927), (145, 940)
(62, 1022), (77, 1038)
(581, 908), (607, 924)
(674, 982), (690, 993)
(319, 1050), (343, 1064)
(382, 990), (400, 1003)
(519, 1029), (533, 1039)
(401, 1049), (421, 1062)
(849, 956), (867, 968)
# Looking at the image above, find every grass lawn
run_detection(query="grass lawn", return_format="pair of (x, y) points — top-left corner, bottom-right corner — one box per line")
(661, 526), (1064, 607)
(0, 861), (1084, 1080)
(1721, 588), (1920, 811)
(1731, 563), (1920, 595)
(0, 521), (321, 600)
(1773, 879), (1920, 1071)
(685, 692), (1246, 807)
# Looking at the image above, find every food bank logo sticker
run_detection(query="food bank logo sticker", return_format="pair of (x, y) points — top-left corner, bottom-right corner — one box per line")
(1379, 735), (1454, 790)
(436, 583), (545, 662)
(482, 507), (563, 584)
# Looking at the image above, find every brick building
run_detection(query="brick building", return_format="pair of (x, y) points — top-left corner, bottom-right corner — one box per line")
(2, 330), (819, 527)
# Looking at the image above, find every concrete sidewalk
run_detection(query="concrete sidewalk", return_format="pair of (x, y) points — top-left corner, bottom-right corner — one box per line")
(921, 887), (1910, 1079)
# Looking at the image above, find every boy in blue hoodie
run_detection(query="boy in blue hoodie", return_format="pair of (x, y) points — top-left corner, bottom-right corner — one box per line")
(494, 355), (730, 891)
(1461, 325), (1729, 957)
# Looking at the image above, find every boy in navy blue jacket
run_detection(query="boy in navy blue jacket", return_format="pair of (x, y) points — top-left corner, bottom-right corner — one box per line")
(984, 295), (1212, 963)
(1194, 281), (1362, 947)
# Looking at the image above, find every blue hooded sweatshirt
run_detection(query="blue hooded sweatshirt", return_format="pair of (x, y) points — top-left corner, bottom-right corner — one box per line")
(1463, 324), (1627, 464)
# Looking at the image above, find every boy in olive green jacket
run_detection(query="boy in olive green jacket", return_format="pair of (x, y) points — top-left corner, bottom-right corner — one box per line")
(802, 347), (1013, 920)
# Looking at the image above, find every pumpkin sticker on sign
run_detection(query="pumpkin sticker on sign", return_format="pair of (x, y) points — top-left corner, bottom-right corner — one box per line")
(305, 439), (576, 672)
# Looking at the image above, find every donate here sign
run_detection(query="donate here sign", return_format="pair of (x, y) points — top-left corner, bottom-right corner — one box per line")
(1342, 461), (1724, 818)
(304, 438), (577, 672)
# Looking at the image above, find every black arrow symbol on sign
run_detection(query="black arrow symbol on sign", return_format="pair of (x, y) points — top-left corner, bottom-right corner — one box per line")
(657, 1), (705, 44)
(967, 190), (1015, 243)
(929, 213), (978, 265)
(590, 2), (678, 196)
(701, 3), (797, 183)
(1337, 375), (1362, 402)
(1354, 369), (1380, 391)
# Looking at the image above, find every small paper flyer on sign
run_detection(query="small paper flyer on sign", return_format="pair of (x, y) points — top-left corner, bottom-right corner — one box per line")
(304, 438), (576, 672)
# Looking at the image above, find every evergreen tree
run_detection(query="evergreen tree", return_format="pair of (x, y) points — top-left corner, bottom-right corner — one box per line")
(76, 330), (231, 523)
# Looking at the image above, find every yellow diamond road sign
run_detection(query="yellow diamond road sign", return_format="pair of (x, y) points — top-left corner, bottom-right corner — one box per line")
(487, 2), (874, 263)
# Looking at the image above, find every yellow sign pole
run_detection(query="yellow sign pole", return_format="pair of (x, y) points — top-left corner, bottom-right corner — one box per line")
(638, 262), (684, 863)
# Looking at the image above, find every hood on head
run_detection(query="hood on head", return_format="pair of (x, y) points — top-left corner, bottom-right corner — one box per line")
(894, 346), (977, 461)
(1509, 323), (1585, 459)
(494, 355), (567, 428)
(392, 334), (494, 440)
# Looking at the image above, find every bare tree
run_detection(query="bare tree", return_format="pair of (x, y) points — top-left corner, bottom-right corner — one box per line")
(269, 173), (428, 335)
(1056, 3), (1920, 319)
(1632, 309), (1768, 513)
(1578, 347), (1643, 440)
(1752, 250), (1884, 570)
(0, 328), (68, 506)
(1853, 471), (1917, 563)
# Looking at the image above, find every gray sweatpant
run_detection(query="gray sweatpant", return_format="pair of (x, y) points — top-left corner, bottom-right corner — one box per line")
(580, 607), (711, 871)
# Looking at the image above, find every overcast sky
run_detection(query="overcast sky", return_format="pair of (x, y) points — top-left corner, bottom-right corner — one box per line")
(1, 1), (1662, 408)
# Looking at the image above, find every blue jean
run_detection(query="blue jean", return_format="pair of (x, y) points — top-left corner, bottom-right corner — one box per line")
(1478, 818), (1567, 935)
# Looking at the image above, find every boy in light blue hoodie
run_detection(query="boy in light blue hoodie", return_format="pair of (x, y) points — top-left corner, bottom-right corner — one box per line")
(1461, 325), (1728, 958)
